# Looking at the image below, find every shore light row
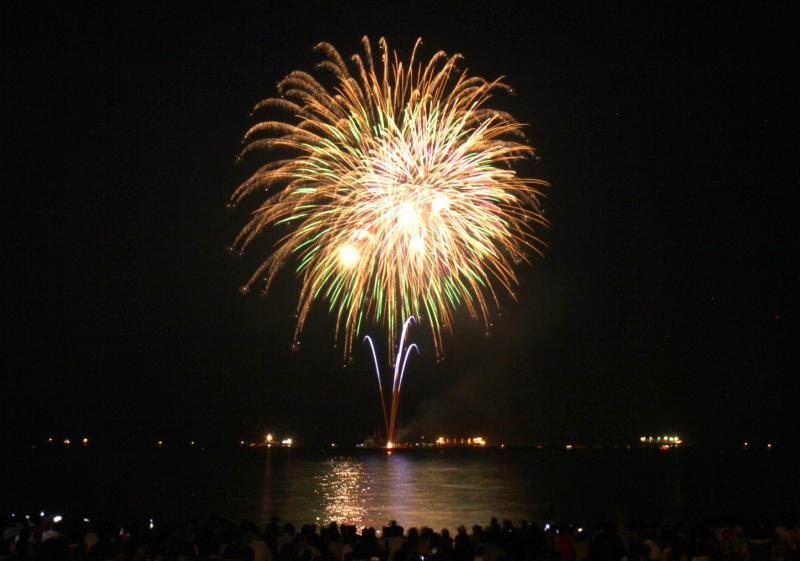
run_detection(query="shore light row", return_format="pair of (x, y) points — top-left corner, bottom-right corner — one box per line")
(639, 435), (683, 444)
(46, 437), (89, 446)
(236, 434), (294, 448)
(434, 436), (487, 446)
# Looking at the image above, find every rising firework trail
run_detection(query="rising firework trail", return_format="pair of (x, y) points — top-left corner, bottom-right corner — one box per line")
(364, 316), (419, 446)
(229, 36), (548, 357)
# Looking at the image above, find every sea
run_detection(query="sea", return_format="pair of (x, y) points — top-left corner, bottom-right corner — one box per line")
(4, 446), (797, 529)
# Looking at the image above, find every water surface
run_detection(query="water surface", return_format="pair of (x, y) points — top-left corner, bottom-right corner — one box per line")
(5, 447), (796, 528)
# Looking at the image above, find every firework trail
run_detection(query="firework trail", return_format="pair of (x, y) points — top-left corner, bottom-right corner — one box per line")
(364, 316), (418, 445)
(229, 36), (548, 357)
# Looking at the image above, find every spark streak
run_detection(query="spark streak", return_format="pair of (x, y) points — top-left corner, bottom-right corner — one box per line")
(364, 316), (418, 445)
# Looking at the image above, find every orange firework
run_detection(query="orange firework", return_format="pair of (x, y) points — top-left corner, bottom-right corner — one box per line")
(229, 37), (548, 357)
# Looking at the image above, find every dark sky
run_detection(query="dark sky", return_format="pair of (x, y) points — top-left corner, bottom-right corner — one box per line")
(3, 3), (796, 447)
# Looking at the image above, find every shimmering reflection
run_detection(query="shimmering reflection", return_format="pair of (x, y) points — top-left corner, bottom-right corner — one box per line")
(314, 458), (372, 526)
(259, 448), (273, 523)
(251, 449), (695, 530)
(383, 454), (414, 525)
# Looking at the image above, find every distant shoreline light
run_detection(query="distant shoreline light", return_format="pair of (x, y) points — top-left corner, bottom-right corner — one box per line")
(639, 435), (683, 446)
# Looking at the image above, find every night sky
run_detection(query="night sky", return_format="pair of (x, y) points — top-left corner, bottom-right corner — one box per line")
(4, 4), (796, 447)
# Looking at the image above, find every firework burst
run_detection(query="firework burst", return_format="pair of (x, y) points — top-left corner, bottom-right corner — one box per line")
(229, 37), (548, 357)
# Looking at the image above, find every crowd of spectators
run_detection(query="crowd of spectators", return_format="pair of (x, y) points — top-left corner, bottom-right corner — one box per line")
(2, 514), (798, 561)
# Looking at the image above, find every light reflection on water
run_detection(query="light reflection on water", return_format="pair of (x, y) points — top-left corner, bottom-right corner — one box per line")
(314, 458), (371, 526)
(259, 451), (543, 530)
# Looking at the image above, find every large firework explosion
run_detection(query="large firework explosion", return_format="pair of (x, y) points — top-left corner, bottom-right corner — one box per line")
(229, 37), (548, 357)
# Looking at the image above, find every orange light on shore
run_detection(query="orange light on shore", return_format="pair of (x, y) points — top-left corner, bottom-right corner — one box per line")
(640, 435), (682, 446)
(386, 441), (394, 449)
(433, 435), (487, 447)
